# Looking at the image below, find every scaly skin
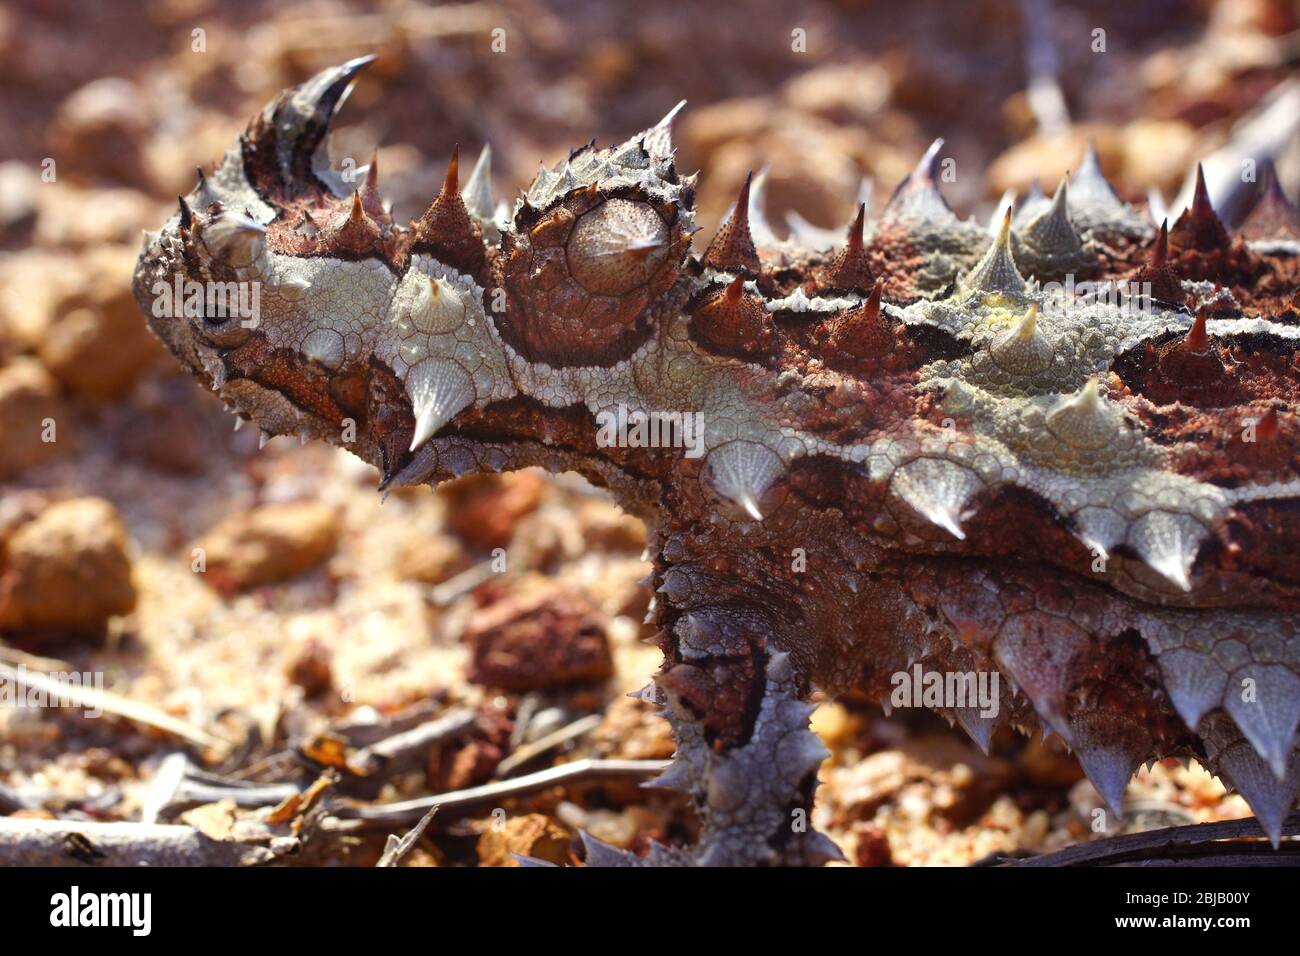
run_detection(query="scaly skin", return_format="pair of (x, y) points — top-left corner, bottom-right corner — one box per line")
(133, 59), (1300, 863)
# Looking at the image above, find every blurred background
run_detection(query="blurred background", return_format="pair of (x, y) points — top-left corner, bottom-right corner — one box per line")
(0, 0), (1297, 866)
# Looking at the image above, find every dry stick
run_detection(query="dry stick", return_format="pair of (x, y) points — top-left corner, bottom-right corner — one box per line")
(0, 663), (229, 753)
(494, 713), (603, 779)
(348, 708), (477, 777)
(427, 560), (500, 607)
(376, 806), (439, 867)
(1011, 813), (1300, 867)
(0, 818), (279, 867)
(335, 758), (670, 828)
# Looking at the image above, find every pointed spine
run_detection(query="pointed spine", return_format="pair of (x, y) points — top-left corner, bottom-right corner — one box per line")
(702, 173), (761, 274)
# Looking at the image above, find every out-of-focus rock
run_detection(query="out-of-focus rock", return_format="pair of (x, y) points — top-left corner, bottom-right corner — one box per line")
(32, 184), (158, 249)
(438, 471), (545, 551)
(0, 497), (136, 636)
(0, 251), (80, 353)
(37, 245), (165, 399)
(286, 638), (334, 699)
(47, 77), (154, 190)
(0, 358), (72, 479)
(782, 63), (892, 127)
(588, 694), (675, 761)
(195, 501), (342, 591)
(464, 587), (613, 691)
(0, 161), (39, 245)
(476, 813), (570, 867)
(392, 532), (467, 585)
(443, 739), (503, 791)
(1119, 119), (1198, 196)
(986, 127), (1114, 199)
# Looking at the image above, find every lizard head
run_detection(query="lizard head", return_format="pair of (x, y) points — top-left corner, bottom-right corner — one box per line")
(133, 57), (702, 482)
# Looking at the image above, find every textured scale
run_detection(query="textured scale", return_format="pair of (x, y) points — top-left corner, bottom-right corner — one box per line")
(134, 61), (1300, 861)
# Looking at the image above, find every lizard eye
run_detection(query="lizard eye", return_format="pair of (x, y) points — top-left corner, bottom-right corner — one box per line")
(498, 191), (687, 367)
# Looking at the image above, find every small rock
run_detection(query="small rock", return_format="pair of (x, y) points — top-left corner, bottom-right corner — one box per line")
(476, 813), (570, 867)
(286, 638), (333, 699)
(392, 532), (466, 585)
(195, 501), (342, 591)
(438, 470), (545, 551)
(0, 359), (72, 479)
(0, 497), (136, 637)
(464, 587), (613, 691)
(37, 245), (165, 399)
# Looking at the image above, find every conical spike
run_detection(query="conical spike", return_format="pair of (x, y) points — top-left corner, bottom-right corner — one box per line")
(954, 707), (997, 755)
(1224, 665), (1300, 779)
(1070, 729), (1144, 817)
(1131, 220), (1186, 307)
(1240, 159), (1300, 242)
(643, 99), (686, 162)
(358, 150), (384, 216)
(1155, 648), (1228, 730)
(1170, 164), (1230, 251)
(1044, 376), (1123, 450)
(957, 207), (1026, 298)
(821, 278), (892, 362)
(1213, 733), (1298, 848)
(1022, 177), (1082, 252)
(412, 145), (485, 272)
(988, 302), (1054, 375)
(1255, 406), (1280, 442)
(823, 204), (873, 290)
(1185, 307), (1209, 351)
(703, 172), (761, 273)
(889, 457), (981, 540)
(1126, 509), (1205, 592)
(461, 143), (495, 222)
(690, 275), (772, 357)
(177, 195), (194, 232)
(882, 138), (957, 226)
(578, 830), (637, 866)
(405, 358), (475, 452)
(705, 440), (783, 522)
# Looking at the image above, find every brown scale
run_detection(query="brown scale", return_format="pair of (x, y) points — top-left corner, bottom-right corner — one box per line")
(689, 275), (774, 359)
(410, 146), (487, 277)
(497, 184), (689, 367)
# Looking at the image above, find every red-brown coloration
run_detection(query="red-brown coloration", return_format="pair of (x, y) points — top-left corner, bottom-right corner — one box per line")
(689, 275), (773, 359)
(411, 146), (487, 276)
(133, 61), (1300, 865)
(1131, 220), (1186, 307)
(1240, 164), (1300, 242)
(497, 186), (689, 367)
(820, 204), (874, 292)
(701, 173), (760, 275)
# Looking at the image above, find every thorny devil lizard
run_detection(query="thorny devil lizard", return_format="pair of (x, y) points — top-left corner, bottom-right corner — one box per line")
(133, 58), (1300, 864)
